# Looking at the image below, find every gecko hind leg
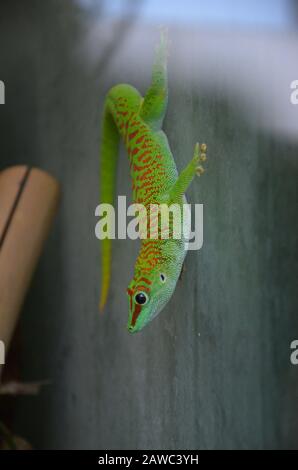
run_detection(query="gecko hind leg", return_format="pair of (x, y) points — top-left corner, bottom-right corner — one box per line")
(140, 30), (168, 131)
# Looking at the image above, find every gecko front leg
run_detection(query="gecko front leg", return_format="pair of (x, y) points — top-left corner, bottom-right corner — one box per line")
(166, 142), (207, 204)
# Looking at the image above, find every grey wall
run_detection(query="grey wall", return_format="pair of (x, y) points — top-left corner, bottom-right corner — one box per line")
(0, 0), (298, 449)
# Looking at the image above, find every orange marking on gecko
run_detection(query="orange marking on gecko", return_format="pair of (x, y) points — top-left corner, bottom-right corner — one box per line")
(136, 135), (145, 145)
(138, 277), (152, 285)
(142, 140), (153, 149)
(139, 170), (153, 181)
(136, 169), (155, 181)
(135, 285), (150, 293)
(140, 250), (160, 260)
(129, 130), (138, 141)
(131, 147), (140, 157)
(127, 288), (133, 311)
(140, 246), (154, 256)
(142, 250), (160, 259)
(140, 240), (155, 248)
(139, 266), (153, 272)
(137, 151), (150, 162)
(131, 304), (142, 327)
(139, 180), (154, 188)
(133, 163), (152, 172)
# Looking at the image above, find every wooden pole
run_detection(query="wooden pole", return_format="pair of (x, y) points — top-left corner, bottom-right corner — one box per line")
(0, 166), (60, 374)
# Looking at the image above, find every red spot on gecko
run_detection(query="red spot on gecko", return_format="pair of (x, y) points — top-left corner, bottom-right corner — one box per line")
(136, 285), (150, 293)
(131, 147), (139, 156)
(142, 140), (152, 149)
(131, 304), (142, 327)
(139, 170), (153, 181)
(133, 163), (152, 172)
(129, 130), (138, 141)
(139, 277), (152, 285)
(137, 151), (150, 162)
(127, 288), (133, 311)
(136, 135), (145, 145)
(141, 180), (154, 188)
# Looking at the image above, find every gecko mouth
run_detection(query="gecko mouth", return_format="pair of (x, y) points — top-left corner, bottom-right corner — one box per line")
(128, 325), (138, 334)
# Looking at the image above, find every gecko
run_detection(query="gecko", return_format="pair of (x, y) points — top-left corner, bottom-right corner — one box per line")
(99, 33), (206, 333)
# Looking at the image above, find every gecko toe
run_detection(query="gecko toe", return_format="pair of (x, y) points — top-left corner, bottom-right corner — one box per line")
(196, 165), (205, 176)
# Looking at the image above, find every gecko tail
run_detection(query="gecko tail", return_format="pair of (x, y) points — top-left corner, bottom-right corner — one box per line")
(99, 238), (111, 312)
(99, 84), (142, 313)
(99, 97), (120, 313)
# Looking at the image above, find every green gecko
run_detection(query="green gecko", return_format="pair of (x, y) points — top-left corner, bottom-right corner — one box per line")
(99, 33), (206, 333)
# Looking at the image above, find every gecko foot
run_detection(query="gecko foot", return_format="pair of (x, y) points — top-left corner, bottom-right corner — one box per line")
(192, 142), (207, 176)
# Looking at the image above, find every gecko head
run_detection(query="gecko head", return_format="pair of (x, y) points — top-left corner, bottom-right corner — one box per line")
(126, 267), (179, 333)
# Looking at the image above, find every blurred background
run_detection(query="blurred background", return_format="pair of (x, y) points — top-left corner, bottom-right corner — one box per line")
(0, 0), (298, 449)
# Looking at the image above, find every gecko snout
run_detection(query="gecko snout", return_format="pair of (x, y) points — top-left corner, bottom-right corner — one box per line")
(128, 324), (137, 334)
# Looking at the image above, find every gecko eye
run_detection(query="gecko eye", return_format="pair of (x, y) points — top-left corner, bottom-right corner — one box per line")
(160, 273), (166, 283)
(134, 292), (148, 305)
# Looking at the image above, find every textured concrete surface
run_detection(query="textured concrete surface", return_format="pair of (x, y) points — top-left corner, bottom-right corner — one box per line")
(0, 1), (298, 449)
